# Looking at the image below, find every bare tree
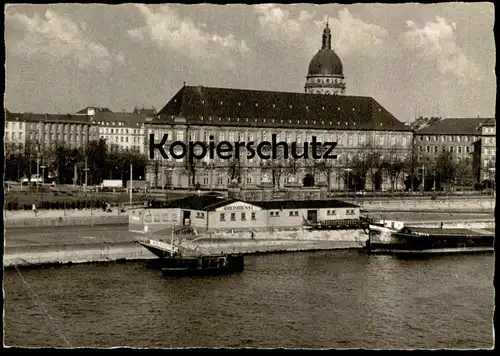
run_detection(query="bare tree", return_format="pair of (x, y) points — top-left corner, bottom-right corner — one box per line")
(385, 149), (406, 191)
(316, 158), (336, 191)
(284, 158), (302, 184)
(455, 157), (474, 192)
(260, 147), (286, 188)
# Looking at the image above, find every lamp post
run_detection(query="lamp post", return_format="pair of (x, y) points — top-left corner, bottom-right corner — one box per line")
(130, 163), (133, 208)
(84, 159), (89, 194)
(40, 165), (46, 186)
(36, 153), (40, 192)
(488, 167), (495, 195)
(344, 168), (352, 196)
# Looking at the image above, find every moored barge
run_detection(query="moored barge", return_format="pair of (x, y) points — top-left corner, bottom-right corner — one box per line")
(366, 223), (494, 255)
(137, 238), (244, 277)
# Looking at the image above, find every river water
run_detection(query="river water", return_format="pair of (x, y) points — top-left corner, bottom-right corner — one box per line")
(4, 250), (494, 349)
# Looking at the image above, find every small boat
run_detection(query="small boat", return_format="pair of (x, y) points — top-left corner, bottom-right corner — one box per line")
(365, 221), (494, 255)
(136, 238), (244, 277)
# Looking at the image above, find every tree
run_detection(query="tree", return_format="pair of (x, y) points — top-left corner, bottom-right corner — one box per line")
(284, 158), (302, 184)
(85, 139), (108, 184)
(385, 149), (407, 191)
(226, 157), (242, 183)
(261, 147), (286, 188)
(455, 157), (474, 191)
(304, 158), (323, 187)
(316, 158), (336, 191)
(367, 149), (386, 192)
(434, 151), (457, 191)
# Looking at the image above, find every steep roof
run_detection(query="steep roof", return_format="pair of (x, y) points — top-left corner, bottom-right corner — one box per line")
(156, 86), (409, 132)
(147, 195), (358, 211)
(148, 195), (237, 211)
(92, 111), (150, 127)
(250, 199), (359, 210)
(417, 118), (492, 135)
(479, 118), (495, 127)
(75, 107), (113, 114)
(5, 112), (91, 124)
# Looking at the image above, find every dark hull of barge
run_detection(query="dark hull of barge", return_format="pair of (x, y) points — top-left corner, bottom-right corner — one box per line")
(365, 227), (495, 255)
(137, 240), (244, 277)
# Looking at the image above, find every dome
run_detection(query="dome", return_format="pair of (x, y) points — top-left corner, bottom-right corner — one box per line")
(307, 49), (343, 76)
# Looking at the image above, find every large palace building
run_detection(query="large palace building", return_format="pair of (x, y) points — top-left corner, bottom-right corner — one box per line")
(144, 24), (413, 192)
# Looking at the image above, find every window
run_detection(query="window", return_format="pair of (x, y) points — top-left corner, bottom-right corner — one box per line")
(189, 132), (196, 141)
(241, 213), (246, 221)
(203, 177), (209, 185)
(204, 131), (211, 142)
(450, 147), (454, 153)
(251, 212), (256, 220)
(458, 146), (462, 153)
(419, 136), (423, 141)
(220, 213), (225, 221)
(466, 147), (470, 153)
(434, 146), (438, 153)
(231, 213), (236, 221)
(289, 211), (294, 217)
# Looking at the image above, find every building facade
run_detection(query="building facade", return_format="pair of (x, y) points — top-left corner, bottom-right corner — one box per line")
(4, 110), (27, 150)
(77, 106), (154, 154)
(414, 117), (496, 183)
(129, 194), (360, 235)
(473, 118), (496, 183)
(145, 85), (413, 191)
(4, 111), (97, 152)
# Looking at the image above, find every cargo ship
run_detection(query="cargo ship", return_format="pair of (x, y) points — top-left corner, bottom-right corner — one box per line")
(365, 221), (494, 255)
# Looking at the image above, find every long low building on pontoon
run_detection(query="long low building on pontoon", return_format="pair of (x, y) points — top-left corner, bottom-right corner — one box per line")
(129, 194), (360, 235)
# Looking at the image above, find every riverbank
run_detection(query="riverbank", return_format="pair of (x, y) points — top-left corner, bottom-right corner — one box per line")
(4, 217), (495, 268)
(3, 209), (128, 228)
(3, 196), (495, 228)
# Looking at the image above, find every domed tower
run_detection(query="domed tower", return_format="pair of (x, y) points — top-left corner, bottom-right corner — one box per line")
(305, 22), (346, 95)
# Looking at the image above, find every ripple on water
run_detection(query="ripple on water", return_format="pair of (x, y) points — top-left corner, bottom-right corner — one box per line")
(3, 251), (494, 349)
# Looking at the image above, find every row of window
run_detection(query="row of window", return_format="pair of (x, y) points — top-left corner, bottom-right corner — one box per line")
(100, 128), (143, 135)
(99, 135), (143, 143)
(420, 145), (471, 154)
(148, 129), (411, 147)
(220, 212), (256, 221)
(418, 135), (475, 142)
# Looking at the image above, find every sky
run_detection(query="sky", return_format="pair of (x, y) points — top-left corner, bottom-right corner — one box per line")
(4, 3), (496, 123)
